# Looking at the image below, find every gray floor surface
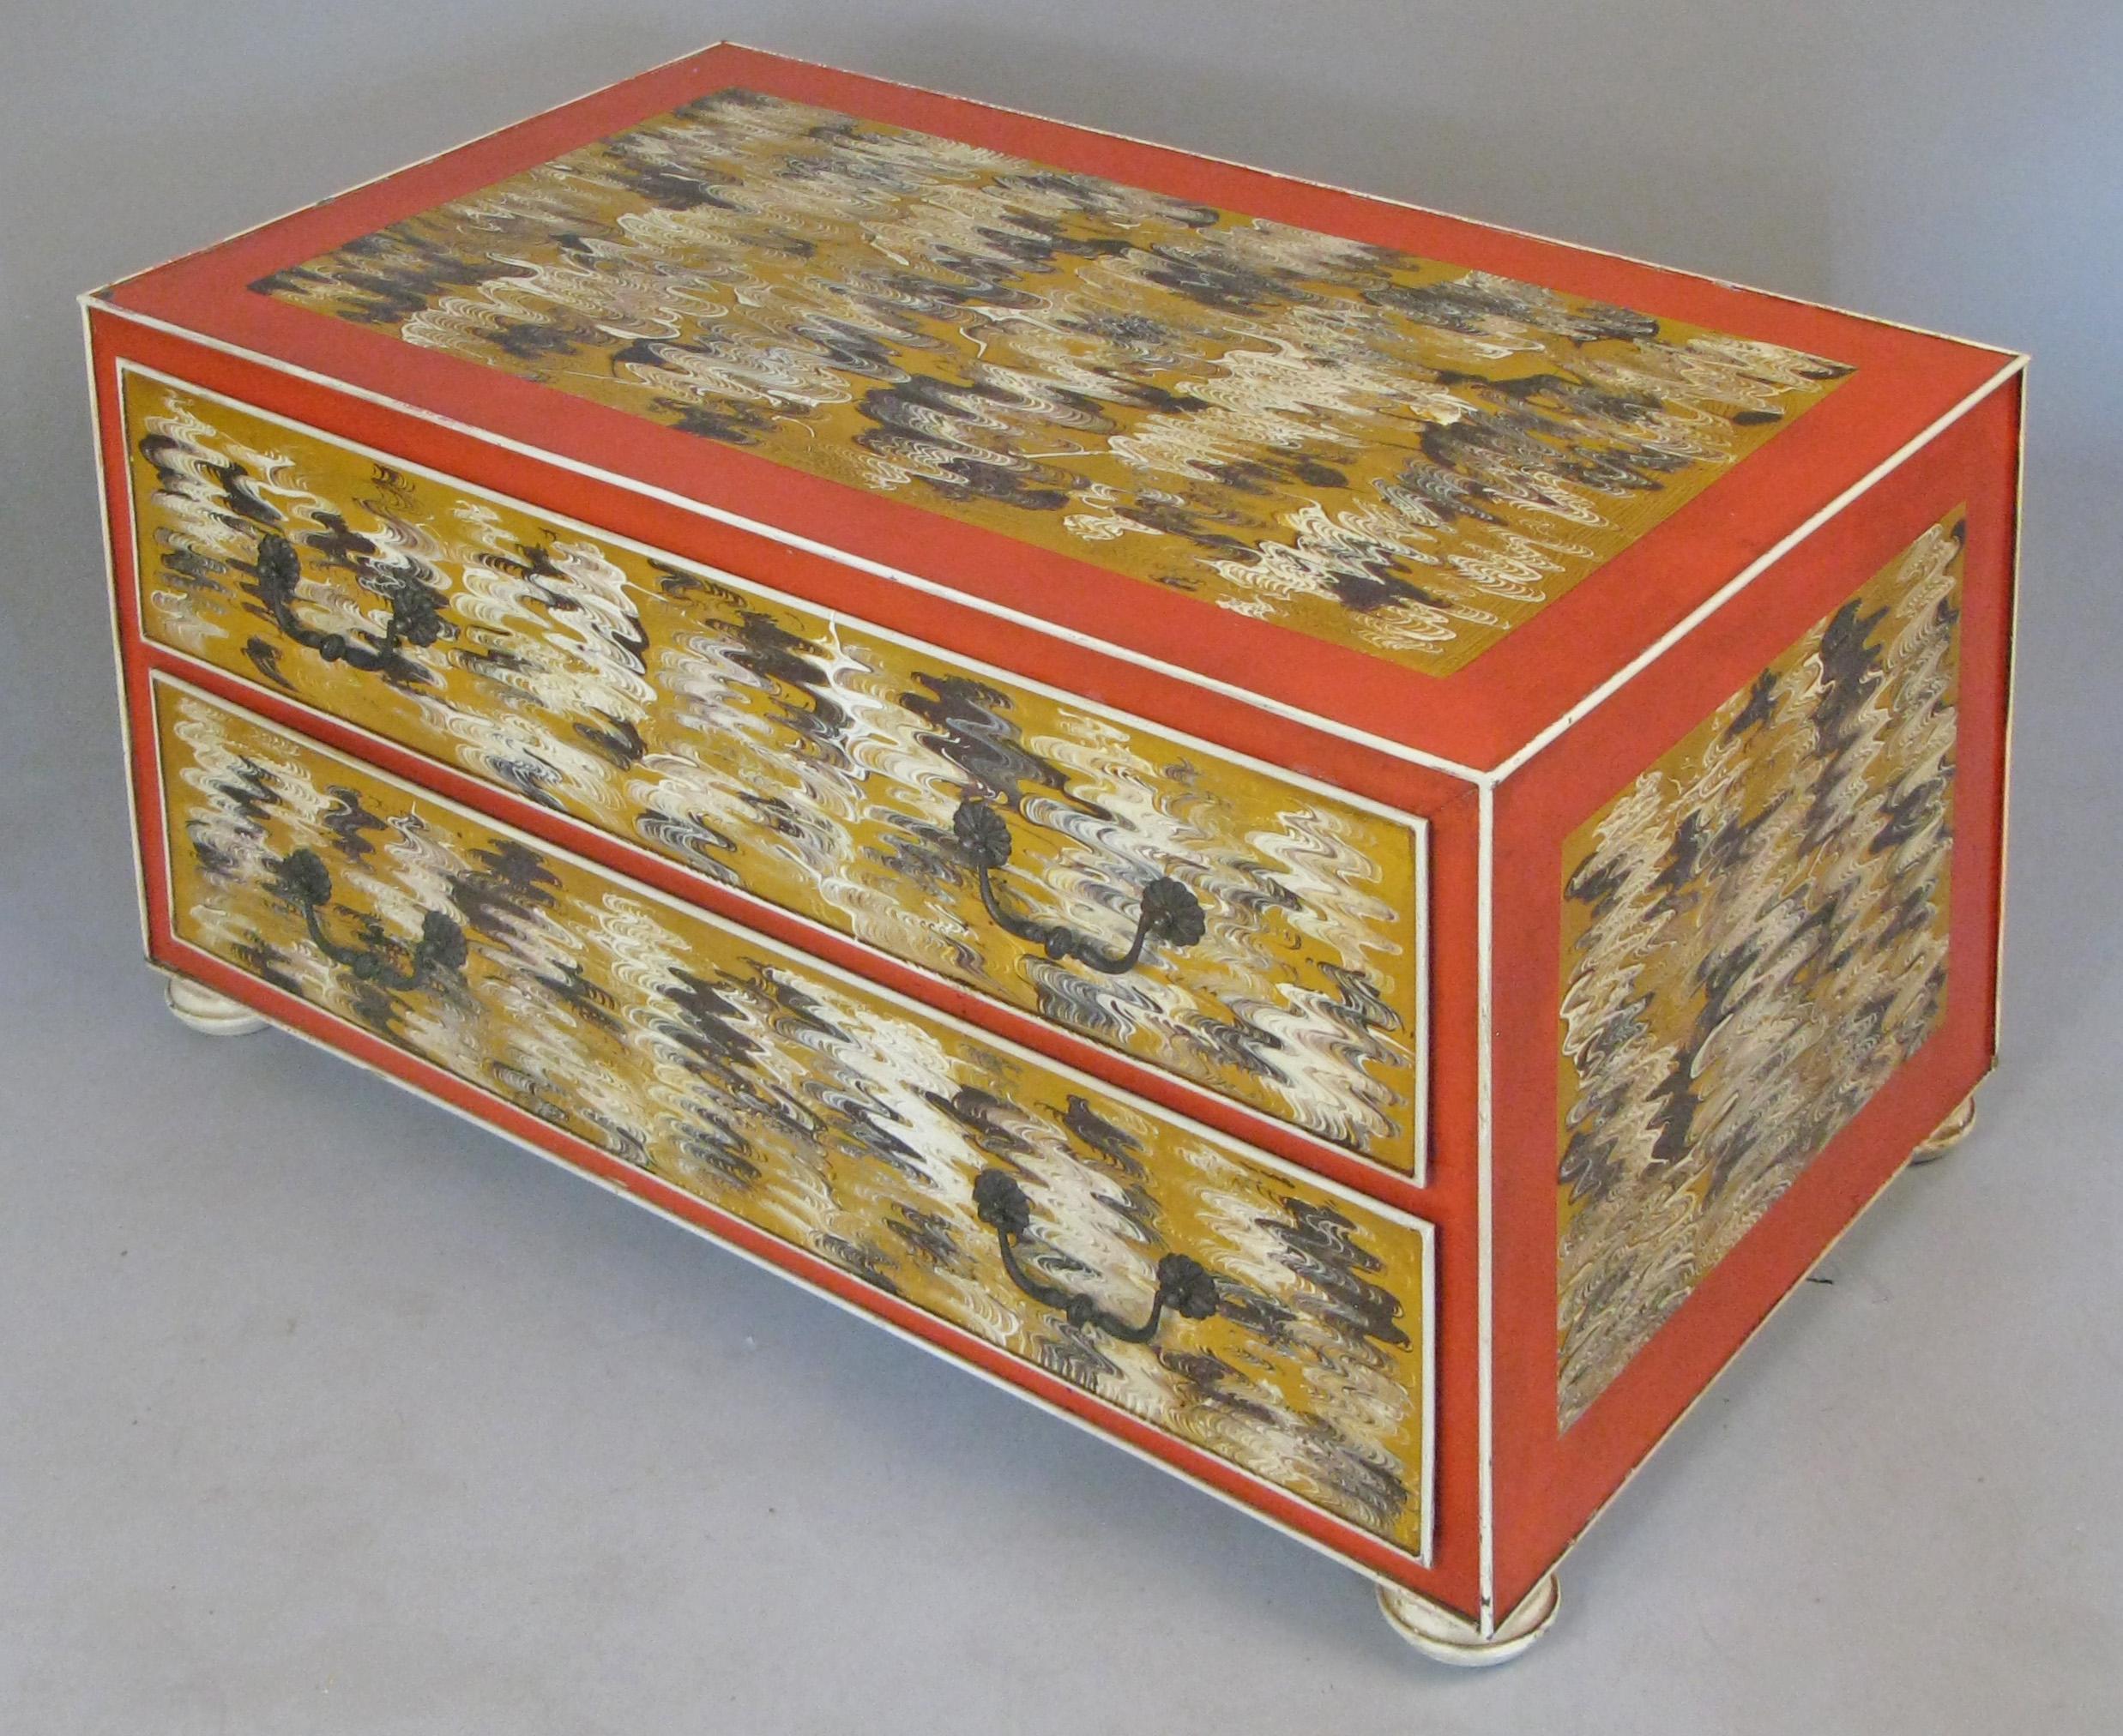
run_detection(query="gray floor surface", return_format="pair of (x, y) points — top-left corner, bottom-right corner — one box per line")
(4, 3), (2119, 1730)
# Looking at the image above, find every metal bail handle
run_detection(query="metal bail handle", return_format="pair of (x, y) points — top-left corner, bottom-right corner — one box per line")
(973, 1168), (1220, 1344)
(951, 796), (1206, 976)
(273, 847), (467, 992)
(255, 531), (448, 673)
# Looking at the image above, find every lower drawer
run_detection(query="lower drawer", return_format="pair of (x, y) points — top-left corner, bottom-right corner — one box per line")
(148, 674), (1434, 1559)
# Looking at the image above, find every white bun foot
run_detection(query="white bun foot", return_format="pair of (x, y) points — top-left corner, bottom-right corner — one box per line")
(166, 976), (267, 1037)
(1909, 1093), (1977, 1166)
(1378, 1571), (1559, 1667)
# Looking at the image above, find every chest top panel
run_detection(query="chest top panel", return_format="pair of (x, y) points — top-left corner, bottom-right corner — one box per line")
(101, 45), (2015, 769)
(252, 88), (1849, 678)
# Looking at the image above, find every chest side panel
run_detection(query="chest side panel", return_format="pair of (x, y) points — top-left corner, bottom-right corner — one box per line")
(251, 87), (1849, 678)
(1555, 509), (1963, 1429)
(123, 367), (1425, 1171)
(150, 678), (1433, 1556)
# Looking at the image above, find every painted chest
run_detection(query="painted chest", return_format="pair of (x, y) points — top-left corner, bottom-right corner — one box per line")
(83, 45), (2024, 1663)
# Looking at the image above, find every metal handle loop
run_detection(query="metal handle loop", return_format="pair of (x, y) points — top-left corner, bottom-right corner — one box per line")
(274, 847), (467, 991)
(952, 798), (1205, 976)
(973, 1168), (1218, 1343)
(255, 531), (447, 674)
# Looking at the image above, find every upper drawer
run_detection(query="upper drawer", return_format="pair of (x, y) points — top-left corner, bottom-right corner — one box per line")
(118, 365), (1427, 1172)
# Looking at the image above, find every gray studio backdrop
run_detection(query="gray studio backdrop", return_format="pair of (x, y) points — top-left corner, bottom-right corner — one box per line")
(3, 3), (2117, 1731)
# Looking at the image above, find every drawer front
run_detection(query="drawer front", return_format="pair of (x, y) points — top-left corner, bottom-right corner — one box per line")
(150, 678), (1433, 1557)
(122, 368), (1426, 1172)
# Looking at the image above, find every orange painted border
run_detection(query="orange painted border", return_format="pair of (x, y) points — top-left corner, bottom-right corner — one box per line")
(1485, 380), (2022, 1615)
(87, 317), (1492, 1619)
(96, 43), (2011, 772)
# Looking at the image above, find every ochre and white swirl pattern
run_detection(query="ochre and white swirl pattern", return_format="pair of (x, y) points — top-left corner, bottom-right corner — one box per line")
(154, 681), (1432, 1553)
(256, 88), (1852, 674)
(1556, 512), (1963, 1429)
(124, 371), (1424, 1167)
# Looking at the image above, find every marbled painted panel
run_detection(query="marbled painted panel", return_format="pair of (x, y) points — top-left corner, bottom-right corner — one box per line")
(256, 89), (1851, 674)
(1556, 512), (1963, 1428)
(154, 680), (1432, 1552)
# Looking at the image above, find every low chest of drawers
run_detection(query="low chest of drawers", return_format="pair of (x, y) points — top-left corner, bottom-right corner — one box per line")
(83, 44), (2024, 1664)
